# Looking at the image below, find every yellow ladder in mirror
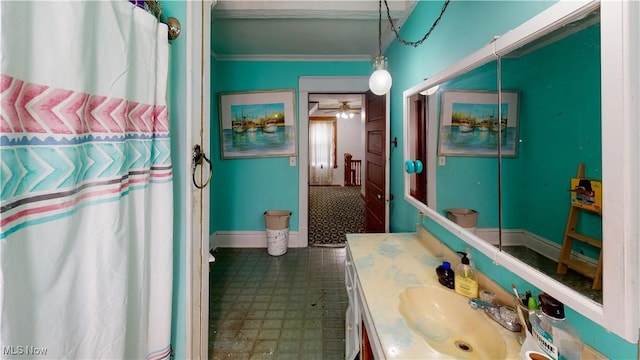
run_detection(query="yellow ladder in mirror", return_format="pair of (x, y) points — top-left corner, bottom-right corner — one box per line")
(557, 163), (603, 290)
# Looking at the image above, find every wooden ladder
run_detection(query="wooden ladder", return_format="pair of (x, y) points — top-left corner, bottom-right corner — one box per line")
(557, 163), (603, 290)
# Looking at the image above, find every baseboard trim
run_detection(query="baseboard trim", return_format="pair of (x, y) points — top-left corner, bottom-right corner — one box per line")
(210, 231), (302, 250)
(476, 228), (598, 267)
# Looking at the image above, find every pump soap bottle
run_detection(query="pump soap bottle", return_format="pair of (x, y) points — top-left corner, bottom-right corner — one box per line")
(454, 251), (478, 298)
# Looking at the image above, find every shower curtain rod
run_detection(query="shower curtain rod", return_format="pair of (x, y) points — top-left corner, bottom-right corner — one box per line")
(131, 0), (181, 40)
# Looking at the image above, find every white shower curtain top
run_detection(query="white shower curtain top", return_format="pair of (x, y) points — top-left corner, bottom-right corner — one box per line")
(1, 2), (173, 359)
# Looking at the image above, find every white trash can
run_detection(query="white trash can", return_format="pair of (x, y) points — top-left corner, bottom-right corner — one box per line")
(264, 210), (292, 256)
(445, 208), (478, 233)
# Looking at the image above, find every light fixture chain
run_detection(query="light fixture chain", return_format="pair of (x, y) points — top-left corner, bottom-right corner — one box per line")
(383, 0), (450, 48)
(378, 0), (383, 57)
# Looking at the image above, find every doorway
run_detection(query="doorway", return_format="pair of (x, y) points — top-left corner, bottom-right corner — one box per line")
(298, 76), (390, 248)
(307, 93), (365, 246)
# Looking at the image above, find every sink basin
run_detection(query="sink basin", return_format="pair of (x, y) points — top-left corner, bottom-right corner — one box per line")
(399, 285), (507, 359)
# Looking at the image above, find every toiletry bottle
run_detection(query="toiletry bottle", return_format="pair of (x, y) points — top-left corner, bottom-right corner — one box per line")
(436, 261), (455, 289)
(454, 252), (478, 298)
(530, 293), (583, 360)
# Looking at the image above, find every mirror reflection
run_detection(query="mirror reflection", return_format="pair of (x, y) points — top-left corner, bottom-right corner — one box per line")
(406, 92), (427, 205)
(409, 61), (501, 238)
(499, 10), (602, 303)
(406, 9), (602, 304)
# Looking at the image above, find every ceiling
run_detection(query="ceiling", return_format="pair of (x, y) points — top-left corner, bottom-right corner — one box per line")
(210, 0), (417, 116)
(211, 0), (416, 116)
(308, 93), (364, 117)
(210, 0), (417, 61)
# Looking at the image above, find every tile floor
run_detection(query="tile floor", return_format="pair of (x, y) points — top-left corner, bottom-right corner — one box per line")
(208, 247), (347, 359)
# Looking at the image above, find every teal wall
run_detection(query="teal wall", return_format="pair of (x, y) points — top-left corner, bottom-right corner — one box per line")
(433, 61), (500, 228)
(388, 1), (634, 358)
(387, 0), (558, 232)
(209, 61), (370, 232)
(204, 1), (635, 358)
(501, 24), (602, 252)
(163, 1), (187, 358)
(427, 23), (602, 254)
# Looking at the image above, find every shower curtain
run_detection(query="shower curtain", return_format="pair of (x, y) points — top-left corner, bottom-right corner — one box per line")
(1, 2), (173, 359)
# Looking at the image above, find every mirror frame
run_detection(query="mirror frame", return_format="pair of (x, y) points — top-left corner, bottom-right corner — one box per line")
(402, 0), (639, 342)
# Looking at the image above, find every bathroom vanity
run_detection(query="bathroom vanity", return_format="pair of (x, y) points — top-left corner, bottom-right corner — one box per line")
(344, 227), (606, 359)
(345, 229), (523, 359)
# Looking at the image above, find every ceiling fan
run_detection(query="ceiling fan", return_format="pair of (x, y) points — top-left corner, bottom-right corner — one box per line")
(323, 101), (361, 119)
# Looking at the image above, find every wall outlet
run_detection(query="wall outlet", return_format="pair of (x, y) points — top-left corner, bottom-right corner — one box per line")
(289, 157), (296, 166)
(438, 156), (446, 166)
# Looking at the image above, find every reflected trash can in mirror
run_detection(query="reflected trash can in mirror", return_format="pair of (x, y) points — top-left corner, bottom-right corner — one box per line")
(445, 208), (478, 234)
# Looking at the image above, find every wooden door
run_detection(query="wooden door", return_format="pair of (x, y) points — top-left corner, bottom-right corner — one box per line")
(409, 95), (427, 203)
(364, 91), (387, 232)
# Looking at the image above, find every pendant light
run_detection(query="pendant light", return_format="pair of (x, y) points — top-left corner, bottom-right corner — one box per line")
(369, 56), (392, 96)
(369, 0), (392, 95)
(369, 0), (451, 96)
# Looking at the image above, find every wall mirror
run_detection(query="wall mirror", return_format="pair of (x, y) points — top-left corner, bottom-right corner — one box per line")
(498, 9), (602, 303)
(403, 1), (638, 342)
(405, 61), (501, 244)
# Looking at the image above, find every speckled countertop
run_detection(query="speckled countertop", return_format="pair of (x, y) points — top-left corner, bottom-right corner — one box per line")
(346, 232), (523, 359)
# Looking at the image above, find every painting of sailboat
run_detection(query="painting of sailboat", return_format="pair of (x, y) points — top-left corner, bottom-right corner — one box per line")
(438, 90), (520, 157)
(219, 90), (297, 159)
(458, 120), (474, 132)
(451, 110), (476, 133)
(476, 116), (491, 132)
(262, 117), (278, 133)
(232, 116), (247, 133)
(246, 120), (259, 132)
(490, 118), (508, 133)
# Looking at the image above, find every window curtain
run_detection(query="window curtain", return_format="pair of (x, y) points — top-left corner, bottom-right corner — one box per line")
(0, 2), (172, 359)
(309, 120), (335, 185)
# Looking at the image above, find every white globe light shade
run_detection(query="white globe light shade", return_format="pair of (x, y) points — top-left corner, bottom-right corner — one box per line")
(369, 68), (392, 95)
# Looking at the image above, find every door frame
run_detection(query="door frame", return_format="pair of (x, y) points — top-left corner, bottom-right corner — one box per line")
(186, 1), (213, 359)
(298, 76), (389, 245)
(364, 91), (391, 233)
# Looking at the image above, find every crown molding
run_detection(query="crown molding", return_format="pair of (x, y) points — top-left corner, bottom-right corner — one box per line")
(212, 1), (416, 20)
(211, 52), (373, 62)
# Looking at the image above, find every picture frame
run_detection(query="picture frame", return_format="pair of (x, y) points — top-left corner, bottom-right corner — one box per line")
(219, 89), (297, 159)
(437, 90), (520, 157)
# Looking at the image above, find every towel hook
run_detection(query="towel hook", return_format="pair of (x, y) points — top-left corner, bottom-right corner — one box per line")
(192, 144), (212, 189)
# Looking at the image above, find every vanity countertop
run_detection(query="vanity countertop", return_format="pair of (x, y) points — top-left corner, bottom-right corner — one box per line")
(346, 232), (523, 359)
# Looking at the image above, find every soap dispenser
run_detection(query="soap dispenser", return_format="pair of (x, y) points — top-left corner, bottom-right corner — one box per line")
(454, 251), (478, 298)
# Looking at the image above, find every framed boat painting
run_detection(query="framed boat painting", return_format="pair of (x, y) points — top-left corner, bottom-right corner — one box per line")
(437, 90), (520, 157)
(219, 89), (297, 159)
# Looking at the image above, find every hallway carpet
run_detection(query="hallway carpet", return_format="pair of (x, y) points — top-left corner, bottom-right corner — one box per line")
(208, 247), (347, 359)
(308, 186), (364, 247)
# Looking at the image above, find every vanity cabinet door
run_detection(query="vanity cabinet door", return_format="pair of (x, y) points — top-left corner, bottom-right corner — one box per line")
(360, 320), (375, 360)
(345, 254), (360, 360)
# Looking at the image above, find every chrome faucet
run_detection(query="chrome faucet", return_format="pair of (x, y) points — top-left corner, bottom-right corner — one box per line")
(469, 298), (522, 332)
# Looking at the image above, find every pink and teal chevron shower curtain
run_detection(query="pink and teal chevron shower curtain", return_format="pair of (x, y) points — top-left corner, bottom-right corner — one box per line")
(1, 2), (173, 359)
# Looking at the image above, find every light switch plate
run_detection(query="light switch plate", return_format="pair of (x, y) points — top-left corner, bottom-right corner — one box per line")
(289, 157), (296, 166)
(438, 156), (446, 166)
